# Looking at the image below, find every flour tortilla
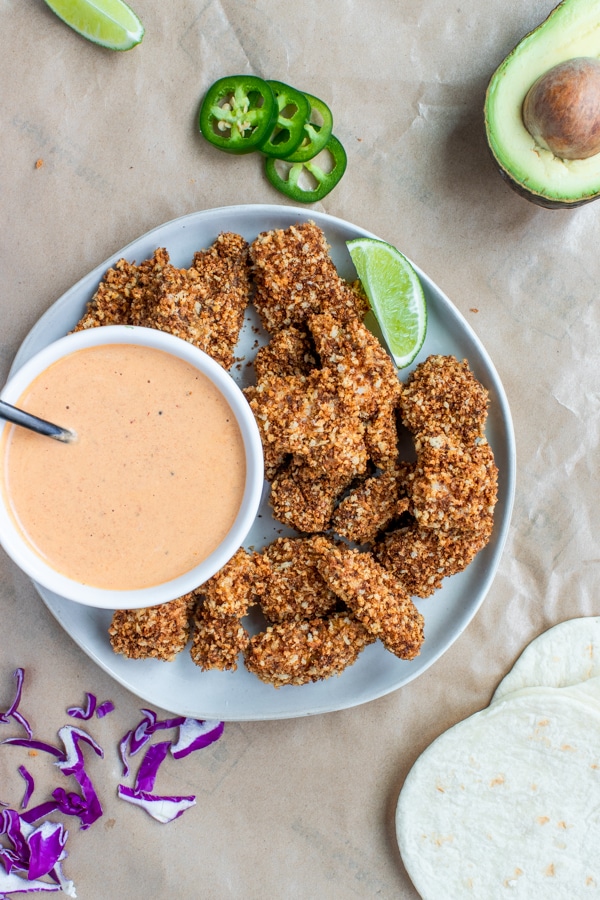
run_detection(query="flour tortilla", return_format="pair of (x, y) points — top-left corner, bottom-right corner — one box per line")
(396, 689), (600, 898)
(492, 616), (600, 702)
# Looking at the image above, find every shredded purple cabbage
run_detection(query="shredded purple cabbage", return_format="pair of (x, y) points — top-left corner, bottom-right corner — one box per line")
(66, 695), (115, 722)
(171, 719), (224, 759)
(116, 786), (196, 824)
(0, 669), (32, 739)
(0, 811), (75, 896)
(95, 701), (114, 720)
(17, 767), (34, 811)
(66, 694), (96, 721)
(1, 667), (226, 895)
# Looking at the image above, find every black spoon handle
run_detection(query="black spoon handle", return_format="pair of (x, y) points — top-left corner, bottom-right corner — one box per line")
(0, 400), (76, 443)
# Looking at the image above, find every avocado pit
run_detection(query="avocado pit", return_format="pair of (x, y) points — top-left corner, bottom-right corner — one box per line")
(522, 57), (600, 160)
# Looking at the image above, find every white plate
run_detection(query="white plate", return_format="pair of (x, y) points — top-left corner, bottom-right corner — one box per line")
(10, 204), (516, 721)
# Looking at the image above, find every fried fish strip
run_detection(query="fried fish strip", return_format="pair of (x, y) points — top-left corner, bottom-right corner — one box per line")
(190, 605), (249, 671)
(245, 367), (367, 482)
(374, 521), (492, 598)
(258, 536), (338, 622)
(73, 248), (170, 331)
(250, 222), (368, 333)
(312, 537), (424, 660)
(400, 354), (489, 444)
(143, 232), (251, 370)
(308, 311), (402, 419)
(108, 590), (198, 661)
(330, 463), (413, 545)
(408, 435), (498, 535)
(269, 462), (354, 533)
(202, 547), (269, 618)
(253, 325), (317, 382)
(244, 612), (374, 687)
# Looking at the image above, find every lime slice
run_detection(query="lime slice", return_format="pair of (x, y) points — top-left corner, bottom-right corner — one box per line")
(43, 0), (144, 50)
(347, 237), (427, 368)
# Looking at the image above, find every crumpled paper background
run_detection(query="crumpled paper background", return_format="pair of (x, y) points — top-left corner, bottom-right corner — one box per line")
(2, 1), (600, 896)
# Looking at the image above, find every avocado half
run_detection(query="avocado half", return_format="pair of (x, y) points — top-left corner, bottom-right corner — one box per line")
(484, 0), (600, 208)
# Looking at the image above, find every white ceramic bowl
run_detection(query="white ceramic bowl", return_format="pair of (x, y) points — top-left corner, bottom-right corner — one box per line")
(0, 325), (264, 610)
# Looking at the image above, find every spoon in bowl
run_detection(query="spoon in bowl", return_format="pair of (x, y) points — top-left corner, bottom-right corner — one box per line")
(0, 400), (76, 443)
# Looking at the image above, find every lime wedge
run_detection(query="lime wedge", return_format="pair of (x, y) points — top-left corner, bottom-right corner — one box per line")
(347, 237), (427, 369)
(43, 0), (144, 50)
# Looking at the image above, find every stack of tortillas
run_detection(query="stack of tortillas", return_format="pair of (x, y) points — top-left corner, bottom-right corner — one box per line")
(396, 616), (600, 897)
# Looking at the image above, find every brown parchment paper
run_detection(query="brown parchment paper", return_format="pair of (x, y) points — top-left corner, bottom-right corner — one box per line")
(2, 1), (600, 897)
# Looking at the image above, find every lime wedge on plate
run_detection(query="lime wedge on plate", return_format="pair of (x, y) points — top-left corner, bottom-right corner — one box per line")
(43, 0), (144, 50)
(347, 238), (427, 368)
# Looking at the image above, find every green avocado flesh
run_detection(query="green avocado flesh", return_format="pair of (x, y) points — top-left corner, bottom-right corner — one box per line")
(485, 0), (600, 207)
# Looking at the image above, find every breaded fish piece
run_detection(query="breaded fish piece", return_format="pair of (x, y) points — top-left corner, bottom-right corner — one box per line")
(245, 367), (368, 482)
(254, 326), (317, 382)
(400, 355), (489, 444)
(308, 312), (402, 419)
(108, 590), (198, 661)
(245, 369), (368, 486)
(330, 463), (413, 545)
(408, 435), (498, 535)
(374, 521), (493, 598)
(202, 547), (268, 618)
(244, 612), (374, 687)
(270, 461), (355, 533)
(250, 222), (368, 333)
(258, 536), (339, 622)
(308, 311), (402, 468)
(73, 248), (170, 331)
(312, 537), (424, 660)
(190, 605), (249, 671)
(144, 232), (251, 370)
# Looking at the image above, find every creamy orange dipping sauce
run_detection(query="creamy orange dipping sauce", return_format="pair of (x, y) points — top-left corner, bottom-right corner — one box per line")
(1, 344), (246, 590)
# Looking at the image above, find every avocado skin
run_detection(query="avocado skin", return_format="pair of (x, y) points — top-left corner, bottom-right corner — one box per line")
(484, 0), (600, 209)
(491, 151), (600, 209)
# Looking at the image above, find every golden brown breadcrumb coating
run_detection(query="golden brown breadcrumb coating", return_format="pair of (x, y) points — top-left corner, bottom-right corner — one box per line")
(190, 604), (249, 671)
(245, 367), (368, 484)
(73, 248), (170, 331)
(312, 537), (424, 660)
(400, 354), (489, 444)
(202, 547), (269, 618)
(269, 461), (355, 533)
(244, 612), (374, 687)
(408, 435), (498, 535)
(250, 222), (368, 333)
(330, 463), (413, 545)
(74, 234), (250, 370)
(146, 232), (251, 370)
(374, 522), (492, 598)
(308, 311), (402, 420)
(108, 591), (198, 661)
(258, 536), (338, 622)
(253, 326), (317, 382)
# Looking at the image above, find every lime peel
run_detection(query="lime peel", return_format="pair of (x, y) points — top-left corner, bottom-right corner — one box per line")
(43, 0), (144, 51)
(347, 237), (427, 369)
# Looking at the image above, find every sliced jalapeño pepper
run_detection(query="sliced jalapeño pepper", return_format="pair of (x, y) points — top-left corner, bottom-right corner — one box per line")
(258, 80), (311, 159)
(264, 135), (347, 202)
(283, 93), (334, 163)
(198, 75), (277, 155)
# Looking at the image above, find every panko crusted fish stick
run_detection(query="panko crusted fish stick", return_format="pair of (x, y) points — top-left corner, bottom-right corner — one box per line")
(375, 523), (492, 598)
(143, 232), (251, 370)
(250, 222), (368, 333)
(258, 536), (339, 623)
(244, 612), (374, 687)
(73, 248), (170, 331)
(312, 537), (424, 660)
(109, 590), (198, 662)
(190, 605), (250, 672)
(400, 354), (489, 444)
